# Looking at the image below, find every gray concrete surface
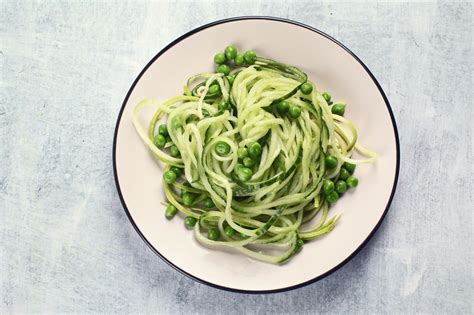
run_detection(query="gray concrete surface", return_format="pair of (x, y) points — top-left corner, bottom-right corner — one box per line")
(1, 1), (472, 313)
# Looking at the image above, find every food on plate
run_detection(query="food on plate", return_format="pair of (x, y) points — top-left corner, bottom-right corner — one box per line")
(133, 45), (377, 263)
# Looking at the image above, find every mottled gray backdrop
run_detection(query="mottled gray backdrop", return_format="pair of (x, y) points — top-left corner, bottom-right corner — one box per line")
(1, 1), (472, 314)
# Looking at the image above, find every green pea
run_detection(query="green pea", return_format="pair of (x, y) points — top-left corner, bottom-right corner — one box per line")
(244, 50), (257, 64)
(207, 227), (220, 241)
(288, 106), (301, 119)
(234, 53), (244, 66)
(237, 167), (253, 182)
(346, 176), (359, 188)
(339, 168), (350, 180)
(237, 147), (248, 160)
(153, 134), (166, 149)
(165, 205), (177, 220)
(214, 52), (226, 64)
(331, 103), (346, 116)
(171, 117), (182, 129)
(170, 166), (182, 177)
(158, 124), (169, 136)
(295, 239), (304, 253)
(243, 157), (255, 168)
(323, 179), (335, 195)
(234, 163), (244, 171)
(335, 180), (347, 194)
(325, 155), (338, 169)
(275, 100), (289, 114)
(184, 216), (197, 229)
(226, 75), (235, 85)
(224, 226), (235, 237)
(217, 64), (230, 75)
(215, 141), (231, 156)
(203, 198), (214, 208)
(343, 162), (356, 174)
(182, 191), (196, 206)
(300, 83), (313, 95)
(170, 145), (180, 157)
(326, 190), (339, 204)
(248, 142), (262, 158)
(322, 92), (331, 103)
(224, 45), (237, 60)
(218, 99), (230, 111)
(163, 170), (177, 184)
(208, 83), (220, 94)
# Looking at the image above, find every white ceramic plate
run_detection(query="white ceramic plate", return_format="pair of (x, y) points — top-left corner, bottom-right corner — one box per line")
(113, 17), (399, 293)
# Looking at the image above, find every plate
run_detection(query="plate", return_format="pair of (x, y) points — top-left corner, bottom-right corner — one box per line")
(113, 17), (400, 293)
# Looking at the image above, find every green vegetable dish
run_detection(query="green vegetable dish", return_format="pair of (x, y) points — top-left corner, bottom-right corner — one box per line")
(133, 45), (377, 264)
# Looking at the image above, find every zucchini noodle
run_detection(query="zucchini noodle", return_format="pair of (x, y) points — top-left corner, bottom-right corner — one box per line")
(133, 48), (377, 264)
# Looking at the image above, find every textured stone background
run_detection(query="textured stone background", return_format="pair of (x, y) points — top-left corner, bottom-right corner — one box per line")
(1, 1), (472, 313)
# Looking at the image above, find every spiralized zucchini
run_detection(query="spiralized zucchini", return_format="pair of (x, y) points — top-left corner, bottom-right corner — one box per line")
(133, 48), (377, 264)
